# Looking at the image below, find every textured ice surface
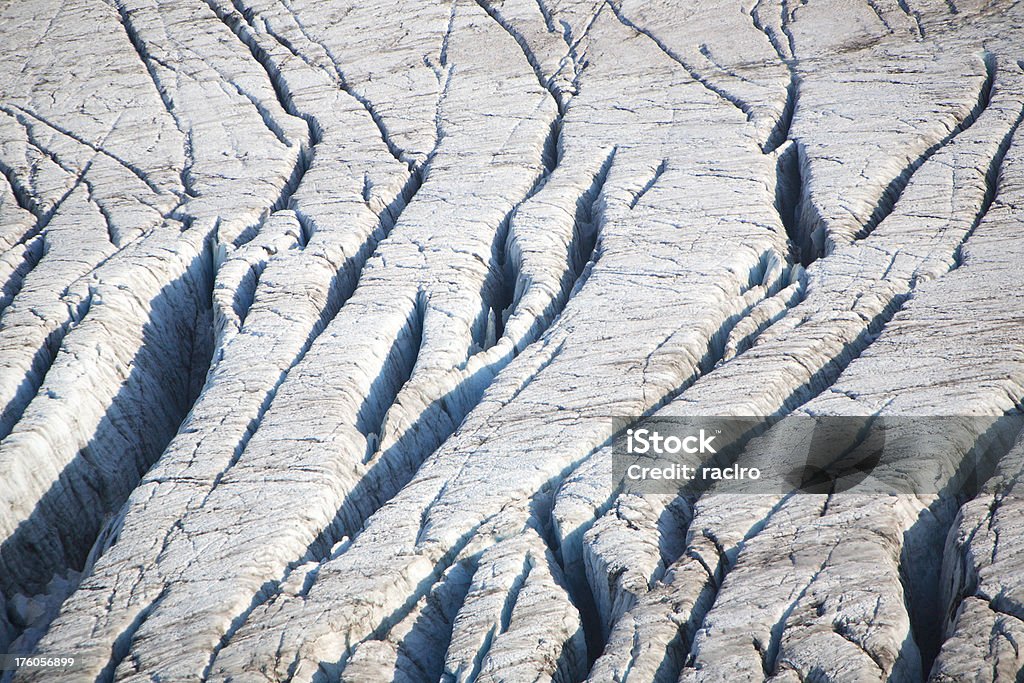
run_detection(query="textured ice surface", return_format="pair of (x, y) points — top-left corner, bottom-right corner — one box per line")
(1, 0), (1024, 681)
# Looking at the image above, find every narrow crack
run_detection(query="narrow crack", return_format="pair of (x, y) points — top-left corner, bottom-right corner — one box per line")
(896, 0), (927, 38)
(111, 0), (195, 197)
(952, 78), (1024, 269)
(466, 553), (534, 681)
(763, 549), (832, 676)
(220, 0), (417, 171)
(854, 51), (996, 241)
(629, 159), (668, 209)
(0, 158), (38, 219)
(1, 104), (173, 199)
(475, 0), (569, 114)
(606, 1), (758, 128)
(0, 235), (44, 318)
(97, 586), (171, 683)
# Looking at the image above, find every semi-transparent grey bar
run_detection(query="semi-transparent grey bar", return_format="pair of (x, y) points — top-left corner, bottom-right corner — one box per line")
(611, 414), (1024, 496)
